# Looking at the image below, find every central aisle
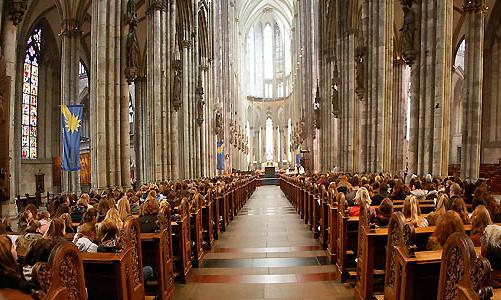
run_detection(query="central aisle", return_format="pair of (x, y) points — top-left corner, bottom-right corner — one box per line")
(174, 185), (354, 300)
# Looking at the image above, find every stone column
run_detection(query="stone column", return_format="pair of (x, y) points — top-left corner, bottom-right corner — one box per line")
(134, 76), (146, 185)
(412, 0), (452, 176)
(60, 20), (82, 193)
(2, 4), (26, 217)
(146, 1), (169, 181)
(461, 0), (485, 181)
(392, 59), (406, 174)
(90, 0), (131, 191)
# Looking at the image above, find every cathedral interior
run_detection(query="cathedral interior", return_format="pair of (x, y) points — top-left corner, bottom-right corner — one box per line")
(0, 0), (500, 299)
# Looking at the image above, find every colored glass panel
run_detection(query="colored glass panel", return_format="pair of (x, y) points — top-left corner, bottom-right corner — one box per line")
(21, 26), (41, 159)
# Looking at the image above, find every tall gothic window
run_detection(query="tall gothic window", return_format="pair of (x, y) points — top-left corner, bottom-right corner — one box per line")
(263, 24), (273, 80)
(21, 26), (42, 159)
(265, 117), (274, 161)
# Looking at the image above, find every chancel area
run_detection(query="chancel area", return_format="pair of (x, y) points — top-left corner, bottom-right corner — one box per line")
(0, 0), (500, 299)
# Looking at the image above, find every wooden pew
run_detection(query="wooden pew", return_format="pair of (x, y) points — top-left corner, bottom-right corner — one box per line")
(172, 198), (192, 283)
(202, 188), (214, 249)
(319, 185), (329, 249)
(81, 247), (133, 300)
(327, 187), (338, 263)
(384, 216), (441, 300)
(354, 203), (386, 300)
(190, 194), (204, 268)
(32, 241), (87, 300)
(438, 232), (496, 300)
(312, 184), (321, 239)
(81, 217), (145, 300)
(212, 188), (221, 240)
(140, 205), (174, 300)
(336, 193), (357, 282)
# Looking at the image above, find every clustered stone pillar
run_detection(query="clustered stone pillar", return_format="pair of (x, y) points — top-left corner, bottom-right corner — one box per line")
(408, 0), (452, 176)
(146, 0), (170, 181)
(60, 19), (81, 193)
(90, 0), (131, 191)
(391, 59), (407, 174)
(461, 0), (485, 181)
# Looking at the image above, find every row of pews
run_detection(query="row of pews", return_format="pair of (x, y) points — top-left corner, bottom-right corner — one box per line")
(279, 175), (500, 300)
(5, 177), (257, 300)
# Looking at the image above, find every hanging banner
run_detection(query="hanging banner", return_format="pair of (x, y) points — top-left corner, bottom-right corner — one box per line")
(61, 104), (83, 171)
(217, 141), (225, 171)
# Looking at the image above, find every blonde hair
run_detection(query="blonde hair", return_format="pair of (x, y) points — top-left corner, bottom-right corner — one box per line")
(355, 187), (371, 206)
(117, 197), (131, 221)
(105, 207), (123, 229)
(407, 196), (427, 227)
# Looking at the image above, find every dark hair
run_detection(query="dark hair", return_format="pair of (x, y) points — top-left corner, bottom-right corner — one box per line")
(379, 198), (394, 216)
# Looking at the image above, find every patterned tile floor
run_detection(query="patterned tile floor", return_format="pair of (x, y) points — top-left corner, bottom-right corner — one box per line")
(174, 185), (354, 300)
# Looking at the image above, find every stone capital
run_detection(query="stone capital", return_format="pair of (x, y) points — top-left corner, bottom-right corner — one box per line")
(181, 40), (193, 49)
(463, 0), (486, 12)
(8, 0), (28, 26)
(60, 19), (83, 38)
(147, 0), (167, 13)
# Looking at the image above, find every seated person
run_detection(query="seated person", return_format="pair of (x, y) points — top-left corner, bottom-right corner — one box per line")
(371, 182), (390, 206)
(96, 220), (121, 253)
(374, 198), (393, 227)
(449, 197), (470, 225)
(481, 224), (501, 288)
(80, 208), (98, 225)
(348, 187), (375, 218)
(36, 211), (51, 235)
(426, 194), (448, 226)
(104, 208), (124, 230)
(118, 196), (132, 222)
(59, 213), (74, 234)
(23, 238), (61, 281)
(42, 218), (66, 241)
(138, 193), (160, 233)
(470, 205), (493, 247)
(70, 198), (89, 223)
(426, 211), (465, 250)
(0, 235), (34, 294)
(406, 196), (428, 227)
(15, 221), (42, 256)
(72, 223), (98, 253)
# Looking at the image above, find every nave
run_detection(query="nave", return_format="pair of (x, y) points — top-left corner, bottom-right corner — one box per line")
(175, 185), (353, 300)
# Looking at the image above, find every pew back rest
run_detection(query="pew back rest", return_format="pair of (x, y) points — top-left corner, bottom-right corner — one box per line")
(32, 242), (87, 300)
(438, 232), (494, 300)
(124, 217), (145, 300)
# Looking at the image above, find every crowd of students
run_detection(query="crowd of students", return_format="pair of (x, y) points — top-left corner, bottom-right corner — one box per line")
(0, 175), (248, 296)
(305, 173), (501, 288)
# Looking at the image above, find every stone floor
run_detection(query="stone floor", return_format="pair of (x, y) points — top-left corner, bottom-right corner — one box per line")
(174, 185), (354, 300)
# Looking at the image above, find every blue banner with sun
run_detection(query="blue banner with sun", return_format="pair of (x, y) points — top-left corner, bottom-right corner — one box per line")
(217, 141), (225, 171)
(61, 104), (83, 171)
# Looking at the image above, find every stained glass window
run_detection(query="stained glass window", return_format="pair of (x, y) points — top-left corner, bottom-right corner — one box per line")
(21, 26), (42, 159)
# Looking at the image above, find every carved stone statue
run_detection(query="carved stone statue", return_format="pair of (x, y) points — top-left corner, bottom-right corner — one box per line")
(196, 73), (205, 126)
(127, 0), (138, 25)
(400, 3), (416, 65)
(355, 48), (365, 99)
(215, 109), (223, 138)
(126, 28), (140, 69)
(331, 77), (339, 117)
(172, 60), (183, 111)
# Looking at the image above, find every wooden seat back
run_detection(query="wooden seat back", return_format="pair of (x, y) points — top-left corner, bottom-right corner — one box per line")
(32, 241), (87, 300)
(123, 217), (145, 300)
(438, 232), (494, 300)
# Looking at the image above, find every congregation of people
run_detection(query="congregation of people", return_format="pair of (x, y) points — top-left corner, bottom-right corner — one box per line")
(0, 174), (255, 299)
(281, 172), (501, 298)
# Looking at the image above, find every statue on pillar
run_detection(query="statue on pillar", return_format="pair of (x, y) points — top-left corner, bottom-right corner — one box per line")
(355, 46), (366, 100)
(172, 60), (183, 111)
(400, 0), (416, 65)
(331, 63), (340, 117)
(196, 71), (205, 126)
(125, 0), (140, 83)
(215, 109), (223, 139)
